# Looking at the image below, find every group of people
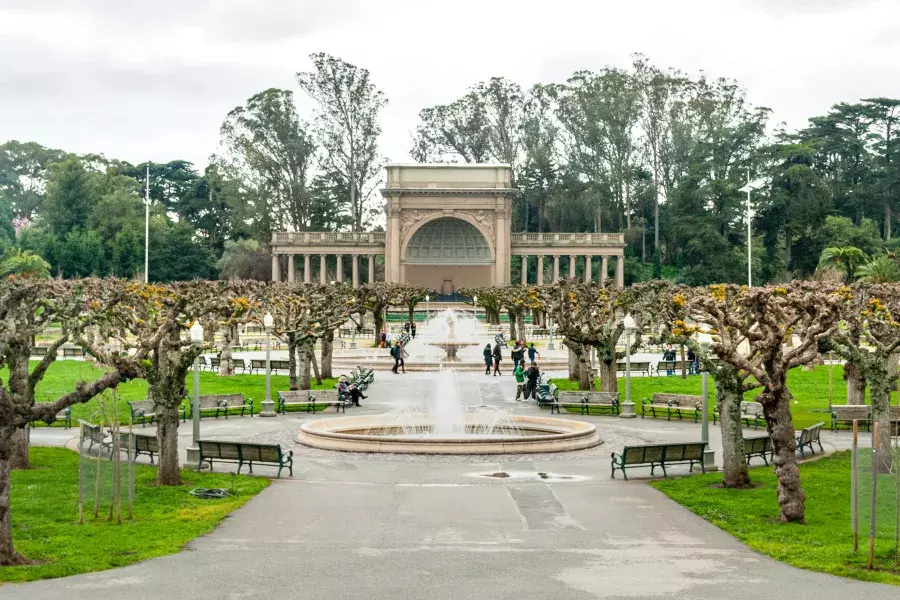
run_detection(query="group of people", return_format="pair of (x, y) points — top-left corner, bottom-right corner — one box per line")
(483, 340), (540, 376)
(661, 343), (700, 375)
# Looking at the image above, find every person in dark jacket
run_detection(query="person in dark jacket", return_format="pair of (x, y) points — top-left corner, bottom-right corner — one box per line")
(527, 343), (540, 363)
(492, 343), (502, 376)
(511, 342), (524, 370)
(411, 323), (417, 339)
(483, 343), (493, 375)
(338, 376), (367, 406)
(524, 362), (541, 400)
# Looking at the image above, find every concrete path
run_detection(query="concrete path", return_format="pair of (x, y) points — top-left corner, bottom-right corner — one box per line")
(9, 371), (890, 599)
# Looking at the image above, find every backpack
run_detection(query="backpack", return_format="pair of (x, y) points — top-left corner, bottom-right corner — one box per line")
(391, 345), (400, 358)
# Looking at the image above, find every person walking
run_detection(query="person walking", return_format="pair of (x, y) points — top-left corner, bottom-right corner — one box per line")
(524, 362), (541, 400)
(511, 342), (524, 370)
(514, 361), (526, 400)
(391, 342), (401, 374)
(411, 322), (417, 339)
(492, 342), (502, 376)
(404, 321), (410, 334)
(398, 340), (409, 374)
(483, 343), (493, 375)
(527, 342), (540, 364)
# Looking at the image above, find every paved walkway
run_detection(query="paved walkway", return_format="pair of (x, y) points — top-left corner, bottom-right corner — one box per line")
(10, 371), (892, 599)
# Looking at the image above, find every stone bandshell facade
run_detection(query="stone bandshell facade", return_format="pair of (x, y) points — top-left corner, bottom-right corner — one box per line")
(270, 164), (626, 292)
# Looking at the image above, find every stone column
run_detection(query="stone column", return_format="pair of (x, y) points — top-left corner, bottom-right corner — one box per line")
(601, 256), (608, 284)
(287, 254), (295, 283)
(386, 197), (401, 282)
(521, 255), (527, 285)
(303, 254), (311, 283)
(537, 256), (544, 285)
(336, 255), (343, 283)
(271, 254), (280, 282)
(568, 255), (576, 279)
(584, 256), (592, 282)
(494, 197), (510, 285)
(319, 254), (327, 284)
(368, 255), (375, 283)
(352, 254), (359, 288)
(616, 255), (624, 289)
(552, 255), (560, 283)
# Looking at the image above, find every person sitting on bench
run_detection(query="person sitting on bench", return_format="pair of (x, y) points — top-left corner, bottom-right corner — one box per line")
(338, 376), (366, 406)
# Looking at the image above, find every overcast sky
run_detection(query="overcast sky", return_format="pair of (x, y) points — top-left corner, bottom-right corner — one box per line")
(1, 0), (897, 169)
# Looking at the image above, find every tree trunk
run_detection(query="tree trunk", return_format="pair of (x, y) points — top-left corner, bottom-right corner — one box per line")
(680, 344), (687, 379)
(155, 406), (181, 486)
(761, 390), (805, 522)
(517, 311), (527, 345)
(320, 330), (334, 379)
(890, 352), (900, 391)
(869, 365), (894, 474)
(567, 345), (580, 381)
(311, 346), (322, 385)
(845, 361), (867, 405)
(508, 309), (517, 341)
(0, 431), (28, 566)
(217, 326), (235, 376)
(287, 332), (298, 391)
(297, 342), (312, 390)
(8, 427), (28, 471)
(716, 370), (750, 488)
(600, 360), (618, 393)
(565, 342), (595, 391)
(373, 308), (384, 348)
(408, 304), (415, 326)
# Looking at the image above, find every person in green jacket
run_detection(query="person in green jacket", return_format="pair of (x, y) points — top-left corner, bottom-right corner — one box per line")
(514, 362), (526, 400)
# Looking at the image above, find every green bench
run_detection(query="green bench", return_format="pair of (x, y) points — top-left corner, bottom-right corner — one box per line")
(120, 432), (159, 463)
(197, 440), (293, 478)
(278, 389), (346, 414)
(796, 422), (825, 458)
(743, 436), (772, 465)
(641, 393), (701, 422)
(80, 421), (112, 455)
(31, 406), (71, 429)
(713, 401), (765, 429)
(615, 361), (651, 377)
(611, 442), (707, 480)
(128, 400), (157, 427)
(181, 393), (254, 421)
(551, 391), (619, 415)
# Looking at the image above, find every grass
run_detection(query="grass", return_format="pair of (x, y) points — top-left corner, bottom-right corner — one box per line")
(1, 360), (339, 426)
(551, 364), (895, 429)
(651, 452), (900, 586)
(2, 447), (269, 583)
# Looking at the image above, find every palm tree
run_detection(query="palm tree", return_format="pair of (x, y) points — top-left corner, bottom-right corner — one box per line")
(817, 246), (867, 282)
(856, 254), (900, 283)
(0, 249), (51, 278)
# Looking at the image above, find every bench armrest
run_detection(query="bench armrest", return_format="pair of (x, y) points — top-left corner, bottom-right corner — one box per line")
(133, 408), (145, 417)
(640, 398), (651, 406)
(610, 452), (623, 466)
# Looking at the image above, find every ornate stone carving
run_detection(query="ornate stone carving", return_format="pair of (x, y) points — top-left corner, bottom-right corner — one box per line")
(457, 210), (496, 241)
(398, 208), (497, 244)
(400, 209), (430, 233)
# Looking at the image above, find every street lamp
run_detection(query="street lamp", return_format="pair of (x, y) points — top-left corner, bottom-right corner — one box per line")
(144, 164), (150, 283)
(472, 295), (478, 323)
(622, 314), (637, 407)
(548, 314), (555, 350)
(697, 327), (717, 471)
(425, 295), (430, 324)
(186, 320), (204, 467)
(260, 312), (276, 417)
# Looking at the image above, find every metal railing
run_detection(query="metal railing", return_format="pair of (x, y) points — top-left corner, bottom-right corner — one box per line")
(272, 232), (386, 245)
(509, 232), (625, 245)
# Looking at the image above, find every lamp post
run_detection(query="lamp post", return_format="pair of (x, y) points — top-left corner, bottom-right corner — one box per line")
(623, 314), (636, 406)
(425, 295), (430, 324)
(186, 320), (204, 466)
(260, 312), (276, 417)
(144, 164), (150, 283)
(548, 314), (555, 350)
(698, 328), (717, 470)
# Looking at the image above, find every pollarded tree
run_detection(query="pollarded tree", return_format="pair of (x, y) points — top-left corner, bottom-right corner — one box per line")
(498, 285), (543, 344)
(830, 283), (900, 472)
(391, 283), (431, 327)
(0, 277), (146, 566)
(459, 287), (504, 326)
(689, 282), (842, 522)
(118, 280), (260, 485)
(357, 282), (399, 347)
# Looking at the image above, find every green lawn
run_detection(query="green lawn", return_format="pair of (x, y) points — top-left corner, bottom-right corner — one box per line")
(651, 452), (900, 586)
(1, 360), (340, 426)
(3, 447), (269, 583)
(551, 364), (891, 429)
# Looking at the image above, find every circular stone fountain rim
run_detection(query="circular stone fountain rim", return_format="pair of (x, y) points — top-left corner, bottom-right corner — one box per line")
(298, 414), (601, 454)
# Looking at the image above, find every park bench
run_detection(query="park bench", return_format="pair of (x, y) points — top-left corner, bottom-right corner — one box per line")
(654, 360), (689, 376)
(831, 404), (871, 431)
(119, 431), (159, 463)
(641, 393), (702, 422)
(611, 442), (707, 479)
(278, 389), (346, 414)
(713, 401), (765, 429)
(197, 440), (293, 478)
(796, 422), (825, 457)
(80, 421), (112, 455)
(197, 356), (210, 370)
(128, 400), (157, 427)
(743, 435), (773, 465)
(31, 406), (71, 429)
(210, 357), (220, 371)
(182, 393), (254, 421)
(616, 361), (651, 377)
(535, 383), (559, 409)
(232, 358), (247, 373)
(62, 347), (85, 358)
(551, 391), (619, 415)
(31, 346), (48, 357)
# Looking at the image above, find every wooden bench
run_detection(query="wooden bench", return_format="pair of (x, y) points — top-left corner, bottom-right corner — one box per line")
(551, 391), (619, 415)
(796, 422), (824, 457)
(611, 442), (707, 479)
(120, 432), (159, 463)
(616, 361), (650, 377)
(31, 346), (49, 357)
(31, 406), (71, 429)
(831, 404), (871, 431)
(62, 347), (85, 358)
(128, 400), (157, 427)
(713, 401), (765, 429)
(80, 421), (112, 455)
(183, 393), (254, 421)
(743, 436), (773, 465)
(278, 390), (346, 414)
(197, 440), (293, 478)
(641, 393), (702, 422)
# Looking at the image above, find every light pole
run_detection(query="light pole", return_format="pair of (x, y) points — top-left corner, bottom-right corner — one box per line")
(739, 169), (766, 287)
(144, 164), (150, 283)
(260, 312), (276, 417)
(472, 295), (478, 324)
(698, 328), (717, 470)
(425, 295), (430, 324)
(186, 320), (204, 467)
(623, 314), (636, 406)
(548, 314), (555, 350)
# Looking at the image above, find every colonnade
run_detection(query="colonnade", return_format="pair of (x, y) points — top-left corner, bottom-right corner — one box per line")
(517, 254), (624, 288)
(271, 253), (380, 288)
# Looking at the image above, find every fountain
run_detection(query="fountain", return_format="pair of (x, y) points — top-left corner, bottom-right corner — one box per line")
(421, 310), (481, 362)
(298, 369), (601, 455)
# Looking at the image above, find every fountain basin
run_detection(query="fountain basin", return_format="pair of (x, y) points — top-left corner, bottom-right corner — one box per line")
(423, 340), (481, 362)
(298, 414), (601, 454)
